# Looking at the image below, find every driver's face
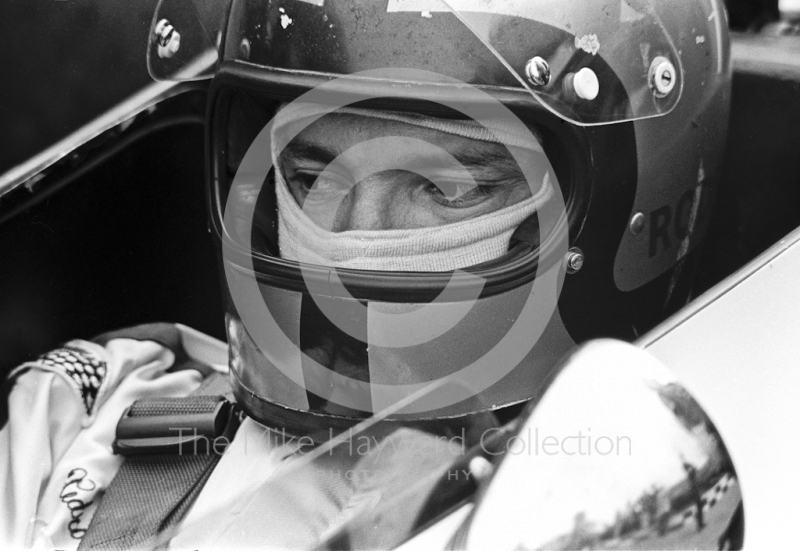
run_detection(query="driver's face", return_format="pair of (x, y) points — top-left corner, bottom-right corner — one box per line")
(278, 114), (538, 232)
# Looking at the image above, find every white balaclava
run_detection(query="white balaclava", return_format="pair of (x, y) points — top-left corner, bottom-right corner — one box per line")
(273, 106), (553, 272)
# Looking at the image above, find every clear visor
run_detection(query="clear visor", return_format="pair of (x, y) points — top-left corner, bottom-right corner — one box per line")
(150, 0), (683, 126)
(437, 0), (683, 125)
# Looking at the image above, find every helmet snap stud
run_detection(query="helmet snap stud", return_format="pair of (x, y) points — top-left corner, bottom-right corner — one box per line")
(154, 19), (181, 59)
(564, 68), (599, 101)
(565, 247), (585, 274)
(469, 456), (494, 483)
(525, 56), (551, 86)
(629, 212), (646, 235)
(649, 56), (677, 98)
(240, 38), (251, 60)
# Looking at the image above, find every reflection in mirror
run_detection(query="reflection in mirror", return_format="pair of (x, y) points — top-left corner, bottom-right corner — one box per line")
(457, 339), (743, 550)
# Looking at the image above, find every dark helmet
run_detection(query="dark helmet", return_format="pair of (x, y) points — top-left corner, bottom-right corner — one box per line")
(149, 0), (730, 438)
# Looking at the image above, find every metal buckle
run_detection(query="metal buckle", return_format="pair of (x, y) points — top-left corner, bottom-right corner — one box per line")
(113, 397), (242, 456)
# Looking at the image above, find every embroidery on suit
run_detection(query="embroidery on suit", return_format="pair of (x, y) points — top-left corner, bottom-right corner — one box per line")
(59, 468), (96, 539)
(39, 346), (107, 415)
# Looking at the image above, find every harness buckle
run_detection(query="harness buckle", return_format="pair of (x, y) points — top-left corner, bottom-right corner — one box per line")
(113, 396), (241, 456)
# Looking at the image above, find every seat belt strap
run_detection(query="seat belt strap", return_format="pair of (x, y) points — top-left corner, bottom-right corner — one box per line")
(79, 373), (239, 551)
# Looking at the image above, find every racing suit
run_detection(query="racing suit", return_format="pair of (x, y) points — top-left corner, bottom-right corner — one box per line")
(0, 323), (482, 550)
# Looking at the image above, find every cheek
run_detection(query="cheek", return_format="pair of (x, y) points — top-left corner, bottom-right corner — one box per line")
(438, 185), (530, 223)
(385, 190), (447, 229)
(412, 197), (497, 227)
(391, 186), (523, 228)
(302, 194), (354, 231)
(503, 182), (534, 206)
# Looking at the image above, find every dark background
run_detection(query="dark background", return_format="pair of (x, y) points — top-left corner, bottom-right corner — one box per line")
(727, 0), (780, 30)
(0, 0), (786, 177)
(0, 0), (224, 370)
(0, 0), (158, 175)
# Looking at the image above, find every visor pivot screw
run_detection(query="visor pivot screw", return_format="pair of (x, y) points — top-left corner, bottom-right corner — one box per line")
(565, 247), (585, 274)
(629, 212), (646, 235)
(525, 56), (551, 86)
(650, 57), (677, 98)
(154, 19), (181, 59)
(239, 38), (251, 60)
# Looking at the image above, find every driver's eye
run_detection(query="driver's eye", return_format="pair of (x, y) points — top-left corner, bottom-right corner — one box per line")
(430, 180), (477, 200)
(291, 170), (352, 196)
(425, 179), (491, 208)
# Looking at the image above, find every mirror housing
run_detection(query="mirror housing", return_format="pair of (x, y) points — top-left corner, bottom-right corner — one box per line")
(457, 339), (743, 550)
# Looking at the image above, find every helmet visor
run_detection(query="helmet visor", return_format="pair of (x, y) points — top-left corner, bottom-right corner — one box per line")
(215, 0), (682, 126)
(433, 0), (683, 125)
(149, 0), (683, 124)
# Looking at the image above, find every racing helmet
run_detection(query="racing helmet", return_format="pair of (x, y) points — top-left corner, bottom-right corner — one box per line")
(150, 0), (731, 437)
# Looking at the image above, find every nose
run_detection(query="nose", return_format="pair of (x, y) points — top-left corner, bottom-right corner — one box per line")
(335, 172), (399, 232)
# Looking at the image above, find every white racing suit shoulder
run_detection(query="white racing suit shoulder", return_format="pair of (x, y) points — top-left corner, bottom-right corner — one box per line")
(0, 323), (473, 550)
(0, 324), (224, 550)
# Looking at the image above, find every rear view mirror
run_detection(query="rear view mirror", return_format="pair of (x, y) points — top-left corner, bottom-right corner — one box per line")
(458, 339), (743, 550)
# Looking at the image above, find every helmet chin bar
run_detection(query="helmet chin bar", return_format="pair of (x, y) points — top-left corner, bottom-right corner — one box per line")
(222, 278), (577, 439)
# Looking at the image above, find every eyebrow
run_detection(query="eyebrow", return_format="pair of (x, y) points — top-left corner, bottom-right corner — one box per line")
(281, 140), (338, 165)
(281, 138), (522, 176)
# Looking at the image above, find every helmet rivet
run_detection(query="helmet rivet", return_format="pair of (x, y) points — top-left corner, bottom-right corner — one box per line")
(239, 38), (251, 60)
(525, 56), (551, 86)
(649, 56), (677, 98)
(565, 68), (599, 101)
(469, 456), (494, 483)
(565, 247), (585, 274)
(629, 212), (646, 235)
(155, 19), (181, 59)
